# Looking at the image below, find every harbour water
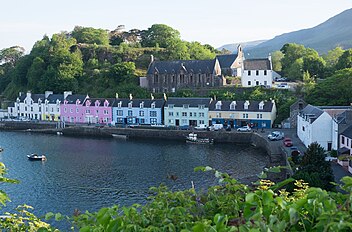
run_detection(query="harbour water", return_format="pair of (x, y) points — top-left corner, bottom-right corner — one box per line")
(0, 131), (268, 218)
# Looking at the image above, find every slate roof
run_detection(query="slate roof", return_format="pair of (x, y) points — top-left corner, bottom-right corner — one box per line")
(209, 100), (274, 112)
(243, 59), (271, 70)
(64, 95), (87, 104)
(300, 104), (324, 123)
(46, 94), (65, 103)
(112, 99), (164, 108)
(216, 54), (238, 68)
(334, 110), (352, 124)
(341, 124), (352, 138)
(165, 98), (212, 108)
(147, 59), (216, 75)
(8, 102), (14, 107)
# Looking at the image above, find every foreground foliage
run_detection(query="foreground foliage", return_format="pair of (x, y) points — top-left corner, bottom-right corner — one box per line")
(1, 164), (352, 231)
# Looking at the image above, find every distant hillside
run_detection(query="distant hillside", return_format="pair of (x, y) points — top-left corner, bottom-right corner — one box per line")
(246, 8), (352, 58)
(217, 40), (266, 53)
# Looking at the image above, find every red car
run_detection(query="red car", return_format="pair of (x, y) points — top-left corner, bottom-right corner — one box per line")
(283, 138), (293, 147)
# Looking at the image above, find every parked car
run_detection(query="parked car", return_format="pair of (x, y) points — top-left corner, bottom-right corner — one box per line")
(275, 77), (287, 82)
(208, 124), (224, 131)
(268, 131), (285, 141)
(225, 125), (231, 131)
(194, 124), (207, 130)
(324, 156), (337, 162)
(283, 137), (293, 147)
(179, 125), (190, 130)
(276, 83), (289, 89)
(237, 125), (251, 132)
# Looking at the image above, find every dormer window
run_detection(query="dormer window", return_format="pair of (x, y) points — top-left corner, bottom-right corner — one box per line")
(215, 101), (222, 110)
(183, 104), (189, 109)
(230, 101), (236, 110)
(168, 104), (174, 109)
(76, 99), (81, 105)
(128, 102), (132, 108)
(118, 101), (122, 108)
(244, 100), (250, 110)
(95, 100), (100, 107)
(64, 100), (68, 105)
(86, 100), (91, 107)
(151, 102), (155, 109)
(259, 101), (264, 110)
(104, 100), (109, 107)
(56, 100), (60, 105)
(140, 102), (144, 109)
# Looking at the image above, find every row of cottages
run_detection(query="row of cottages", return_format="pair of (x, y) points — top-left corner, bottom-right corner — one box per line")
(163, 98), (277, 128)
(8, 91), (72, 121)
(209, 100), (276, 128)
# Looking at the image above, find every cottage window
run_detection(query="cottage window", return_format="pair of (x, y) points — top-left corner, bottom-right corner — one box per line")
(264, 70), (267, 75)
(248, 81), (251, 86)
(183, 104), (189, 109)
(51, 108), (54, 112)
(198, 105), (205, 109)
(31, 107), (33, 112)
(25, 106), (27, 111)
(168, 104), (174, 109)
(199, 120), (204, 124)
(140, 102), (144, 109)
(216, 113), (221, 118)
(150, 118), (157, 124)
(96, 110), (99, 114)
(181, 119), (187, 124)
(70, 108), (73, 113)
(199, 113), (205, 117)
(168, 112), (173, 116)
(302, 126), (305, 131)
(86, 109), (90, 114)
(230, 102), (236, 110)
(118, 102), (122, 108)
(342, 136), (345, 144)
(128, 110), (133, 116)
(76, 108), (79, 113)
(193, 112), (197, 117)
(216, 102), (221, 110)
(57, 107), (60, 112)
(151, 103), (155, 109)
(256, 81), (259, 86)
(139, 111), (144, 117)
(104, 110), (109, 115)
(256, 70), (259, 75)
(150, 111), (157, 117)
(128, 103), (132, 108)
(39, 107), (41, 112)
(190, 112), (192, 117)
(248, 70), (251, 76)
(182, 112), (187, 117)
(140, 118), (145, 124)
(117, 110), (123, 116)
(64, 108), (67, 113)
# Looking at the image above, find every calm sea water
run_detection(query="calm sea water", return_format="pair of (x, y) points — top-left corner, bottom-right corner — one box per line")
(0, 131), (268, 218)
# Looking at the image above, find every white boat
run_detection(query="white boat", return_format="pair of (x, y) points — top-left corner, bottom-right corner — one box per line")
(112, 134), (128, 140)
(186, 133), (213, 144)
(27, 153), (47, 161)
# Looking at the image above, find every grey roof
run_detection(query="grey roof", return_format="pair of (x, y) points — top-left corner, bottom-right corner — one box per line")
(8, 102), (14, 107)
(300, 104), (324, 123)
(112, 99), (164, 108)
(243, 58), (271, 70)
(335, 110), (352, 124)
(147, 59), (216, 75)
(209, 100), (274, 112)
(166, 98), (212, 107)
(341, 125), (352, 138)
(64, 95), (87, 104)
(216, 54), (237, 68)
(46, 94), (64, 103)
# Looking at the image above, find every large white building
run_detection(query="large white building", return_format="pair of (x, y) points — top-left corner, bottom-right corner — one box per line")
(297, 105), (334, 150)
(241, 56), (276, 88)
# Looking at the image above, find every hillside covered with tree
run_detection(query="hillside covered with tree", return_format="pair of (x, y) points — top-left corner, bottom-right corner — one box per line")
(0, 24), (220, 100)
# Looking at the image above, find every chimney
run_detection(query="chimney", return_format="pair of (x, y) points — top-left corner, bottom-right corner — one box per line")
(26, 91), (31, 99)
(64, 91), (72, 99)
(45, 91), (53, 98)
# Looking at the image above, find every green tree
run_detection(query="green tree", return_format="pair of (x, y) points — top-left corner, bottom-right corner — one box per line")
(335, 48), (352, 70)
(187, 42), (216, 60)
(27, 57), (46, 92)
(271, 50), (284, 72)
(280, 43), (306, 77)
(302, 50), (326, 78)
(285, 58), (304, 80)
(141, 24), (181, 48)
(293, 142), (335, 191)
(71, 26), (109, 45)
(305, 68), (352, 105)
(323, 46), (344, 69)
(0, 46), (25, 67)
(302, 70), (316, 94)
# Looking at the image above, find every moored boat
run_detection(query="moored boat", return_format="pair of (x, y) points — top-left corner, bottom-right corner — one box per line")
(0, 147), (3, 152)
(186, 133), (214, 144)
(27, 154), (47, 161)
(112, 134), (128, 140)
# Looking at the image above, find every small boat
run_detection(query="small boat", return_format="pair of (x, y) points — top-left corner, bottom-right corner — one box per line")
(57, 131), (63, 135)
(27, 154), (47, 161)
(0, 147), (3, 152)
(186, 133), (214, 144)
(112, 134), (128, 140)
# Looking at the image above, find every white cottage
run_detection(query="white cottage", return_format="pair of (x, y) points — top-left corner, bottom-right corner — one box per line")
(241, 56), (276, 88)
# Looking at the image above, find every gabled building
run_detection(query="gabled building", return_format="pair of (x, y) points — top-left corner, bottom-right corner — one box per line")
(339, 125), (352, 174)
(164, 98), (212, 127)
(112, 98), (164, 125)
(60, 94), (87, 124)
(12, 92), (45, 120)
(216, 45), (243, 77)
(208, 100), (276, 128)
(297, 105), (334, 150)
(146, 57), (222, 93)
(81, 98), (114, 124)
(42, 91), (72, 121)
(241, 57), (276, 88)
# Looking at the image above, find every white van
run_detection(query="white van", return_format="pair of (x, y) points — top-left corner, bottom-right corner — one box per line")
(208, 124), (224, 131)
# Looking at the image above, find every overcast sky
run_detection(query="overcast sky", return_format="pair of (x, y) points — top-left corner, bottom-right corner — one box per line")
(1, 0), (351, 52)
